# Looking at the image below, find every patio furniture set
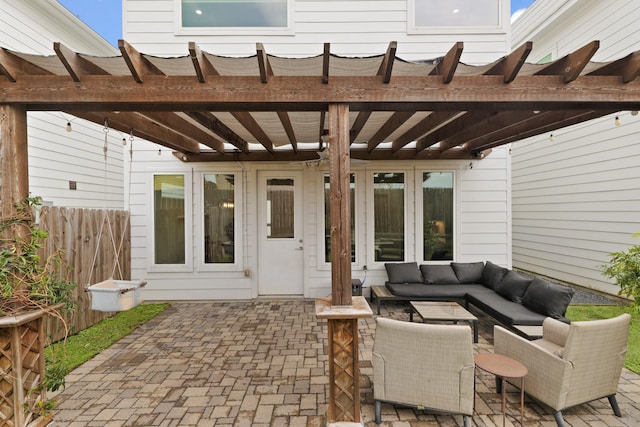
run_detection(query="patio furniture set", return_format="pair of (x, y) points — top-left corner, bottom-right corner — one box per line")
(371, 261), (632, 427)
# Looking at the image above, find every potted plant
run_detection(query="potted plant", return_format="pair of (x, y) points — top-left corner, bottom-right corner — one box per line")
(0, 196), (75, 426)
(601, 232), (640, 311)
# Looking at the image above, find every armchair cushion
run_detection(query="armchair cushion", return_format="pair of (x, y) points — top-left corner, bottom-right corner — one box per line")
(385, 262), (423, 284)
(495, 270), (533, 303)
(521, 277), (575, 319)
(451, 262), (485, 283)
(420, 264), (459, 284)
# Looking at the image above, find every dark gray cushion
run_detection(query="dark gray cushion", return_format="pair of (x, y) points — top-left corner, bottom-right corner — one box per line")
(420, 264), (459, 284)
(481, 261), (509, 290)
(521, 277), (575, 318)
(385, 282), (490, 298)
(384, 262), (422, 284)
(466, 291), (547, 326)
(495, 270), (533, 303)
(451, 262), (485, 284)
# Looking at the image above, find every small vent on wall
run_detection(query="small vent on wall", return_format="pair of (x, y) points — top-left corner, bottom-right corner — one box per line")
(69, 181), (77, 190)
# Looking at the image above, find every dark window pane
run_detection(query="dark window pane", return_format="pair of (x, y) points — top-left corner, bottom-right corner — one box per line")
(374, 173), (404, 262)
(154, 175), (185, 264)
(204, 174), (235, 263)
(423, 172), (454, 261)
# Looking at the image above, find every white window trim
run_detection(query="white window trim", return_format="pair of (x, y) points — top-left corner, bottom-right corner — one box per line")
(415, 169), (456, 264)
(317, 171), (360, 271)
(147, 170), (193, 273)
(367, 170), (409, 268)
(173, 0), (295, 36)
(407, 0), (507, 34)
(198, 171), (243, 271)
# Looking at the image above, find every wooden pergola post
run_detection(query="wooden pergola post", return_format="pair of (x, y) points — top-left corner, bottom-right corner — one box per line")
(316, 103), (372, 426)
(0, 104), (29, 221)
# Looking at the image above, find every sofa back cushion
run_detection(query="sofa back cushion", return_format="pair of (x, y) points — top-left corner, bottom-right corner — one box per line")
(495, 270), (533, 303)
(451, 262), (485, 284)
(521, 277), (575, 318)
(481, 261), (509, 290)
(385, 262), (423, 284)
(420, 264), (459, 284)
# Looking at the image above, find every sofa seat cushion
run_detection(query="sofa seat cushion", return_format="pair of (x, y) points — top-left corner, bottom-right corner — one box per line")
(521, 277), (575, 319)
(420, 264), (459, 284)
(385, 262), (423, 284)
(385, 282), (490, 299)
(465, 291), (547, 326)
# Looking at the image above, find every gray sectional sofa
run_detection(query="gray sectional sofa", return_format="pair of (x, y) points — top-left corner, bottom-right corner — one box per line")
(380, 261), (575, 327)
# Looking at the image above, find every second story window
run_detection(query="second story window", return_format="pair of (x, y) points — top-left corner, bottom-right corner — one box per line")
(409, 0), (502, 33)
(182, 0), (288, 28)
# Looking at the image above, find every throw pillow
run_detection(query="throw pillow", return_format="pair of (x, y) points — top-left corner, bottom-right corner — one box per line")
(384, 262), (423, 284)
(481, 261), (509, 290)
(495, 270), (533, 303)
(451, 262), (485, 283)
(521, 277), (575, 319)
(420, 264), (459, 284)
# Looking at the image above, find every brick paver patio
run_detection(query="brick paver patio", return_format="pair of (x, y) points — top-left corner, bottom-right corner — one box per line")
(52, 299), (640, 426)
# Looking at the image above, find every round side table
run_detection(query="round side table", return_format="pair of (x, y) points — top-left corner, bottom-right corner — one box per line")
(474, 353), (528, 427)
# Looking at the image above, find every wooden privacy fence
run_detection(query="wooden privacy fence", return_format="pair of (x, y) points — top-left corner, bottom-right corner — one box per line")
(38, 207), (131, 342)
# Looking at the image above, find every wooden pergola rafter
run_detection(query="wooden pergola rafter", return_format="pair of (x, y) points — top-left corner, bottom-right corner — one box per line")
(1, 40), (639, 163)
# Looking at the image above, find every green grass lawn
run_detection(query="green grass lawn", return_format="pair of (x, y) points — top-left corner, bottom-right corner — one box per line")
(566, 304), (639, 374)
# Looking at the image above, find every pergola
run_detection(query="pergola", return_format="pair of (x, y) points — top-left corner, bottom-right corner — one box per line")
(1, 39), (640, 424)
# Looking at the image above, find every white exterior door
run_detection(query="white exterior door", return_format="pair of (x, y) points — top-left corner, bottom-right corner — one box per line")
(258, 171), (304, 295)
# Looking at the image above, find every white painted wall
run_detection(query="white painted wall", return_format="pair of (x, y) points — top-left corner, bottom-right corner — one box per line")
(1, 0), (124, 208)
(123, 0), (510, 62)
(128, 140), (511, 301)
(511, 0), (640, 295)
(122, 0), (513, 300)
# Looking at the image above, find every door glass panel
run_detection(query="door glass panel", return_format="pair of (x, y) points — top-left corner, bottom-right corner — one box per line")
(154, 174), (185, 264)
(423, 172), (454, 261)
(374, 173), (405, 262)
(324, 173), (356, 262)
(203, 173), (235, 263)
(266, 178), (294, 238)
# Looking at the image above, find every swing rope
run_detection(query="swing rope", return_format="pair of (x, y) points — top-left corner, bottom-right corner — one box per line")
(86, 119), (131, 286)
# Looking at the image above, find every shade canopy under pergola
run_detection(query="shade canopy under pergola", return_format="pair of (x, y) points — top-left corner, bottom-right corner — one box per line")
(1, 39), (639, 163)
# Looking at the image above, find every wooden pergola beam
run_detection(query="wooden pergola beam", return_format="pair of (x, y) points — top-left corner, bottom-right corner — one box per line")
(377, 41), (397, 83)
(118, 39), (164, 83)
(140, 111), (224, 152)
(231, 111), (275, 153)
(0, 105), (29, 219)
(430, 41), (464, 83)
(188, 42), (219, 83)
(54, 42), (109, 82)
(367, 111), (414, 152)
(536, 40), (600, 83)
(186, 111), (249, 153)
(391, 111), (461, 152)
(484, 41), (533, 83)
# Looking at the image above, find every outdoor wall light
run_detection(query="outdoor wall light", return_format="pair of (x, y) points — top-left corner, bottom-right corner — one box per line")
(615, 115), (621, 126)
(66, 121), (72, 132)
(549, 133), (554, 142)
(631, 110), (638, 116)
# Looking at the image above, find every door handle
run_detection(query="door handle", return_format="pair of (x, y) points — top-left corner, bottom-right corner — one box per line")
(295, 247), (303, 250)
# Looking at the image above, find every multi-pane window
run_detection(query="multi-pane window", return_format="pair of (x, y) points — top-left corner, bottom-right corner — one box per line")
(153, 174), (186, 264)
(412, 0), (499, 27)
(203, 174), (235, 264)
(182, 0), (288, 28)
(374, 173), (405, 262)
(324, 173), (356, 263)
(422, 172), (454, 261)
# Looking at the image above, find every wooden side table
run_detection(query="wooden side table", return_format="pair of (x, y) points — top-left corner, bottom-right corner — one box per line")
(474, 353), (527, 427)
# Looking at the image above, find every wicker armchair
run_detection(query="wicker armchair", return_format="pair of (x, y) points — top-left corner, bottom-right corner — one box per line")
(494, 313), (631, 427)
(372, 317), (474, 426)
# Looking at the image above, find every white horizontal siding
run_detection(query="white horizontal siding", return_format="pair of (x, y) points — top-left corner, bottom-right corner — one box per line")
(1, 1), (123, 209)
(129, 141), (511, 301)
(123, 0), (509, 62)
(511, 0), (640, 296)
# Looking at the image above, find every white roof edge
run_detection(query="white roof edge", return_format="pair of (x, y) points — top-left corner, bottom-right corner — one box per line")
(42, 0), (119, 56)
(512, 0), (580, 47)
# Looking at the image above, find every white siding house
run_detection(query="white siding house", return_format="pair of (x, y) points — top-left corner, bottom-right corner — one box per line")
(0, 0), (124, 209)
(511, 0), (640, 295)
(121, 0), (514, 301)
